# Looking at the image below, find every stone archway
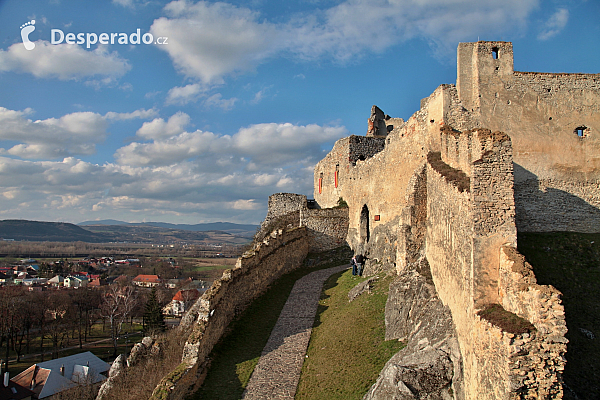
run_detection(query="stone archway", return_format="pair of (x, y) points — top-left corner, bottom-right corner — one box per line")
(360, 204), (370, 243)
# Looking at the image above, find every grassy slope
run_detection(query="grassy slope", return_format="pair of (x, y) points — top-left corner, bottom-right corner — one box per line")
(295, 271), (404, 400)
(518, 232), (600, 399)
(191, 247), (353, 400)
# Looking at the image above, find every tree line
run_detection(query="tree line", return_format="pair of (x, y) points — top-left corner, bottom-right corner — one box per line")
(0, 284), (171, 374)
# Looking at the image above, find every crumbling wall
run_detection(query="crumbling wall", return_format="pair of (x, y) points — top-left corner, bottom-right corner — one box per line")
(348, 135), (386, 166)
(426, 127), (566, 399)
(395, 164), (427, 275)
(261, 193), (306, 230)
(300, 208), (349, 252)
(150, 227), (310, 400)
(313, 91), (445, 261)
(457, 41), (600, 233)
(498, 245), (567, 397)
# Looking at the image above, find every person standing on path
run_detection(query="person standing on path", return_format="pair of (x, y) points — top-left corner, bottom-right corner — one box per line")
(351, 255), (358, 276)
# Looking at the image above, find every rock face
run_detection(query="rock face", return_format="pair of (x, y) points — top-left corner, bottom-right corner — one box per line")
(365, 348), (454, 400)
(96, 354), (126, 400)
(348, 276), (378, 302)
(365, 264), (463, 400)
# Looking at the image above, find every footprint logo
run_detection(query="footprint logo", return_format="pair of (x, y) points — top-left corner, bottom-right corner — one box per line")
(20, 20), (36, 50)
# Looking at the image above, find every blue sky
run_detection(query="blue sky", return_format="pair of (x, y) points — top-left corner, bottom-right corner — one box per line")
(0, 0), (598, 225)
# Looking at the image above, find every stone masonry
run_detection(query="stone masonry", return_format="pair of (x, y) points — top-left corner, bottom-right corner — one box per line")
(149, 227), (311, 400)
(306, 41), (593, 399)
(134, 41), (597, 400)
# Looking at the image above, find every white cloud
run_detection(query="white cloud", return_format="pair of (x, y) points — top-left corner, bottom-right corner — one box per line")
(112, 0), (135, 7)
(204, 93), (238, 110)
(114, 120), (347, 168)
(538, 8), (569, 40)
(0, 107), (108, 159)
(230, 199), (260, 210)
(0, 116), (332, 222)
(0, 42), (130, 81)
(232, 123), (347, 165)
(151, 0), (539, 85)
(165, 83), (205, 105)
(250, 86), (273, 104)
(136, 112), (191, 140)
(114, 130), (227, 166)
(150, 1), (278, 84)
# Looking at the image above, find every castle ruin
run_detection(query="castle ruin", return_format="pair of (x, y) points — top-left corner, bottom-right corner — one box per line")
(136, 41), (600, 400)
(273, 41), (599, 398)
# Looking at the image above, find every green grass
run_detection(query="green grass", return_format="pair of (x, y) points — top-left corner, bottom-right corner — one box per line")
(518, 232), (600, 399)
(295, 271), (404, 400)
(191, 265), (231, 273)
(190, 246), (352, 400)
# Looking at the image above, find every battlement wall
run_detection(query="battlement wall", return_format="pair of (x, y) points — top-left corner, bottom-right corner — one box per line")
(424, 127), (566, 398)
(151, 227), (310, 399)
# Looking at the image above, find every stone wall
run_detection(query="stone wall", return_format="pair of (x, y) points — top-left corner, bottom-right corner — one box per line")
(514, 176), (600, 232)
(300, 208), (349, 252)
(150, 227), (310, 400)
(498, 245), (567, 397)
(348, 135), (386, 165)
(425, 126), (566, 399)
(261, 193), (306, 230)
(457, 41), (600, 233)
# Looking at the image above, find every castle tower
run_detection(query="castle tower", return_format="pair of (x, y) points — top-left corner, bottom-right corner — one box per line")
(457, 41), (514, 113)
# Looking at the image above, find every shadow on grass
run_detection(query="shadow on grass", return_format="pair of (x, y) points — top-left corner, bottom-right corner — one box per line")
(518, 232), (600, 400)
(313, 270), (365, 330)
(189, 247), (352, 400)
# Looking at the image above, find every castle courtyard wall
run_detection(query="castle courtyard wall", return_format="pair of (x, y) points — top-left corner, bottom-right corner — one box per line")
(458, 41), (600, 232)
(314, 86), (448, 263)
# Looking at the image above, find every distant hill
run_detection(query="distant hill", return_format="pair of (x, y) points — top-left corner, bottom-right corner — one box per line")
(0, 219), (256, 245)
(0, 220), (111, 242)
(78, 220), (258, 236)
(78, 219), (129, 226)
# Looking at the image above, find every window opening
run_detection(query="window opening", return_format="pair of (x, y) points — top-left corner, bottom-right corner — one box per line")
(318, 172), (323, 194)
(492, 47), (499, 59)
(574, 126), (588, 138)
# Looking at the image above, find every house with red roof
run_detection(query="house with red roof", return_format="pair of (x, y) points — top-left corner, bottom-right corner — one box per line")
(132, 274), (162, 288)
(11, 351), (109, 399)
(163, 289), (200, 316)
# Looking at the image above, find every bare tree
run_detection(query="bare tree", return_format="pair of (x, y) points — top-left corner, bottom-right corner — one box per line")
(71, 288), (101, 348)
(0, 286), (24, 372)
(46, 290), (73, 359)
(101, 285), (138, 357)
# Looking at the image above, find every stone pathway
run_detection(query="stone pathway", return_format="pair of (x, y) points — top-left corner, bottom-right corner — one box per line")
(242, 264), (349, 400)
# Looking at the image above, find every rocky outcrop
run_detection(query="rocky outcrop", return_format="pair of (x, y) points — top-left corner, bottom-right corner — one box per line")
(365, 262), (463, 400)
(348, 276), (378, 302)
(96, 354), (126, 400)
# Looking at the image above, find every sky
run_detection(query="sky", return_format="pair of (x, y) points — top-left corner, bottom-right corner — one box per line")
(0, 0), (598, 225)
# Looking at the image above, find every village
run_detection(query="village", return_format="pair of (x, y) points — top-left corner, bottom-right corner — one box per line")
(0, 253), (233, 399)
